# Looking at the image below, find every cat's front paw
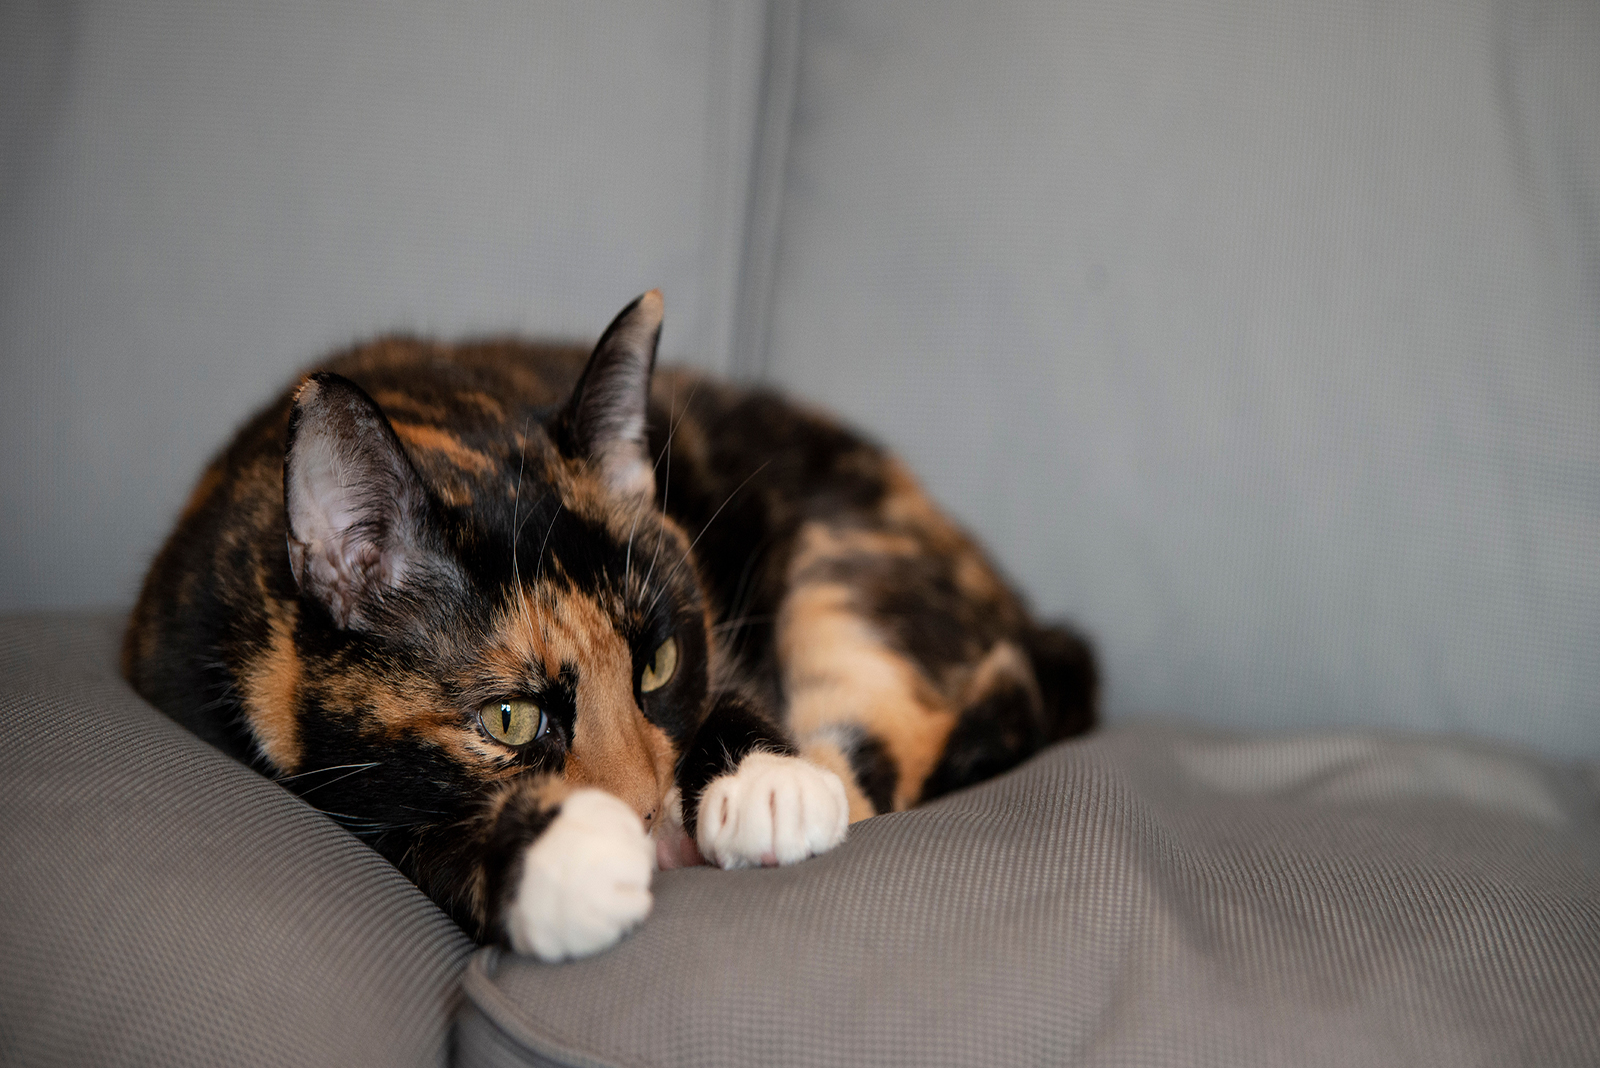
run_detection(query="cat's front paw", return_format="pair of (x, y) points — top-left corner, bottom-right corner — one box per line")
(696, 752), (849, 869)
(505, 788), (654, 962)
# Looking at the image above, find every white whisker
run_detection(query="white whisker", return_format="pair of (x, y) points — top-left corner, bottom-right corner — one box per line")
(537, 502), (564, 583)
(641, 378), (683, 595)
(624, 506), (644, 590)
(275, 761), (382, 783)
(296, 763), (388, 796)
(510, 418), (538, 639)
(648, 459), (772, 616)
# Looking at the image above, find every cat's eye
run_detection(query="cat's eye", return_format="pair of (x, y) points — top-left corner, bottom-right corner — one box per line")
(640, 637), (679, 693)
(479, 698), (545, 746)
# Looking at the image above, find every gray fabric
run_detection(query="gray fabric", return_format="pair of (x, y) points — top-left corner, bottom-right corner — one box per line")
(761, 0), (1600, 755)
(0, 0), (766, 613)
(0, 612), (474, 1067)
(8, 0), (1597, 754)
(457, 724), (1600, 1068)
(727, 0), (803, 382)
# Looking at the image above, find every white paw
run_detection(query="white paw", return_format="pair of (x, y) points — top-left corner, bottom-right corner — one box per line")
(696, 751), (850, 870)
(505, 788), (654, 962)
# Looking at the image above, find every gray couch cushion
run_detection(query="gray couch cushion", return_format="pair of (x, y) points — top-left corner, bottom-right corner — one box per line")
(458, 723), (1600, 1068)
(759, 0), (1600, 754)
(0, 613), (473, 1068)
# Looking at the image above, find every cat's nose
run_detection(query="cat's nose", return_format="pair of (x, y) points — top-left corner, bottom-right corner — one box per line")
(561, 752), (665, 827)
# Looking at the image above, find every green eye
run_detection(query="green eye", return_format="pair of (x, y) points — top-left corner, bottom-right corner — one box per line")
(640, 636), (679, 693)
(479, 698), (545, 746)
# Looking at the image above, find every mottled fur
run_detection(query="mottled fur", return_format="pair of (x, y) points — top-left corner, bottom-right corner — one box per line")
(124, 293), (1096, 948)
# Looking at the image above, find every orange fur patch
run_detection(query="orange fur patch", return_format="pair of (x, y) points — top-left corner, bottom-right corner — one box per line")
(777, 580), (955, 811)
(240, 606), (304, 772)
(371, 390), (450, 423)
(392, 422), (494, 474)
(786, 520), (920, 587)
(962, 640), (1040, 709)
(488, 591), (677, 823)
(455, 390), (507, 421)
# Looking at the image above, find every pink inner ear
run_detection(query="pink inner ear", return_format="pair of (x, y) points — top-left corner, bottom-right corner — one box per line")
(283, 377), (433, 630)
(287, 446), (381, 614)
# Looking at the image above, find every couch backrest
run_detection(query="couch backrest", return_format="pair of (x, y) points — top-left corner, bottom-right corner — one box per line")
(3, 0), (1596, 754)
(754, 0), (1600, 754)
(0, 0), (765, 608)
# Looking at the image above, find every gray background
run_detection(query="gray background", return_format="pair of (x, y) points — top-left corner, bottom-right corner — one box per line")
(3, 0), (1597, 756)
(1, 0), (765, 605)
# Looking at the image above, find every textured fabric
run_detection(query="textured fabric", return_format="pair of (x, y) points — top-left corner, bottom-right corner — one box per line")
(760, 0), (1600, 754)
(458, 724), (1600, 1068)
(727, 0), (803, 382)
(0, 0), (765, 612)
(0, 613), (474, 1067)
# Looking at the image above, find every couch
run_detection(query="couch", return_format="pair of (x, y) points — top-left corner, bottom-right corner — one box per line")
(3, 2), (1597, 1066)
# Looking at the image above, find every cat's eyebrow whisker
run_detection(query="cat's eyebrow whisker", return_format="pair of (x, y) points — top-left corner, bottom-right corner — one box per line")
(641, 506), (665, 594)
(623, 505), (644, 590)
(641, 377), (683, 595)
(648, 459), (772, 615)
(509, 416), (539, 639)
(536, 502), (564, 584)
(721, 543), (770, 651)
(653, 373), (701, 476)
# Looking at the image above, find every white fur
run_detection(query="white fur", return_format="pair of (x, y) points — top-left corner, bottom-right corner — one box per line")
(505, 788), (655, 962)
(696, 752), (850, 869)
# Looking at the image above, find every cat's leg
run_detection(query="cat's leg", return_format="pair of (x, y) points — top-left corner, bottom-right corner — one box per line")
(780, 589), (1075, 816)
(443, 775), (654, 961)
(776, 576), (961, 820)
(506, 788), (654, 960)
(677, 691), (850, 869)
(774, 513), (1094, 819)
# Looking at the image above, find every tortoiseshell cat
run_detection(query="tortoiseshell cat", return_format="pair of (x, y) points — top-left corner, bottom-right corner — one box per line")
(124, 292), (1096, 960)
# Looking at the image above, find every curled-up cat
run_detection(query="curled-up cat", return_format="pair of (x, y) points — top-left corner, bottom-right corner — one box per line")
(123, 291), (1097, 961)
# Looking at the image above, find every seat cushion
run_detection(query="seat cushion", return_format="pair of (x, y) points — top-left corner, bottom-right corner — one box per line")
(0, 612), (473, 1068)
(458, 722), (1600, 1067)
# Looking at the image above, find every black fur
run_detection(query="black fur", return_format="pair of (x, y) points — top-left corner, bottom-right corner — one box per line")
(675, 691), (796, 838)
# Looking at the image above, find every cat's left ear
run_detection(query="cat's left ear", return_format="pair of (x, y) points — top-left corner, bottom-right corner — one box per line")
(555, 290), (663, 504)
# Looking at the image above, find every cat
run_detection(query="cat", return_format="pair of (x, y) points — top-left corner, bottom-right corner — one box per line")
(122, 290), (1097, 961)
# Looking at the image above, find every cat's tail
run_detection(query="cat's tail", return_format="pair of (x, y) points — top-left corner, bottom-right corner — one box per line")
(1021, 622), (1098, 743)
(918, 622), (1099, 804)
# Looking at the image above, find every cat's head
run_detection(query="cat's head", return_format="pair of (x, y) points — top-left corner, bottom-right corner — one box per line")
(274, 291), (708, 828)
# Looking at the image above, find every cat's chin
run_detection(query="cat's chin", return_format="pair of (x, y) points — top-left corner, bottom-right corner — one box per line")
(654, 826), (706, 870)
(695, 752), (850, 870)
(651, 787), (707, 870)
(505, 788), (655, 962)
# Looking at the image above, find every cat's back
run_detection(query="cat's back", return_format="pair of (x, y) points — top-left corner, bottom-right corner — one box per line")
(175, 336), (598, 536)
(319, 336), (590, 431)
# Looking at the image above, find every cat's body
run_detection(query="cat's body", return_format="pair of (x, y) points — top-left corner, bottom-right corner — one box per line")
(124, 293), (1096, 959)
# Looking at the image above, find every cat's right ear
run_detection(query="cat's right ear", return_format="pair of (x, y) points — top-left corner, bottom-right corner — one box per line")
(283, 373), (434, 630)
